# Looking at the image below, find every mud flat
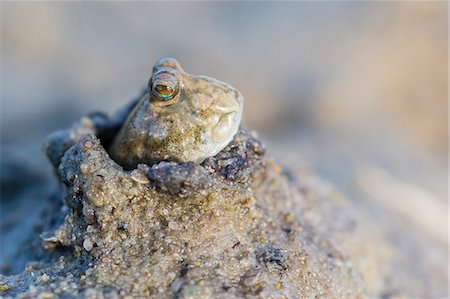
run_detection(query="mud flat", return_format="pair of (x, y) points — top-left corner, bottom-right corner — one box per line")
(0, 104), (446, 298)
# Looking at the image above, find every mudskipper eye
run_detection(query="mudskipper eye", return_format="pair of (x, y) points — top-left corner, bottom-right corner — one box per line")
(154, 84), (175, 100)
(149, 70), (180, 104)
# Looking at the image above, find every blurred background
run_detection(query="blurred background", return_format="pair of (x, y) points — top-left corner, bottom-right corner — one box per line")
(1, 1), (447, 278)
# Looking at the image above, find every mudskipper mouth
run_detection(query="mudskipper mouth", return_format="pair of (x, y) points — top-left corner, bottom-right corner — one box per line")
(212, 111), (238, 143)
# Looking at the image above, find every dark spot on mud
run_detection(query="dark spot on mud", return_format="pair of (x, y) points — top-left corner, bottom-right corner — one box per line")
(258, 245), (286, 270)
(380, 289), (402, 299)
(117, 221), (127, 231)
(202, 129), (265, 183)
(282, 227), (292, 235)
(221, 155), (245, 179)
(222, 285), (231, 291)
(147, 162), (211, 197)
(179, 262), (189, 277)
(160, 219), (169, 229)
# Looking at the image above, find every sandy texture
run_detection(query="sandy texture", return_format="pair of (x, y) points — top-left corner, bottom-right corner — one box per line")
(0, 105), (446, 298)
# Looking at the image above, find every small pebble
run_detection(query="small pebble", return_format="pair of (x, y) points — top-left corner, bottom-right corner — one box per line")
(80, 163), (90, 174)
(39, 292), (54, 299)
(40, 273), (50, 283)
(83, 239), (93, 252)
(130, 170), (150, 184)
(168, 222), (179, 230)
(0, 282), (10, 292)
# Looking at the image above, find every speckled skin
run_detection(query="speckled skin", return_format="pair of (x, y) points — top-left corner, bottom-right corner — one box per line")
(110, 58), (243, 169)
